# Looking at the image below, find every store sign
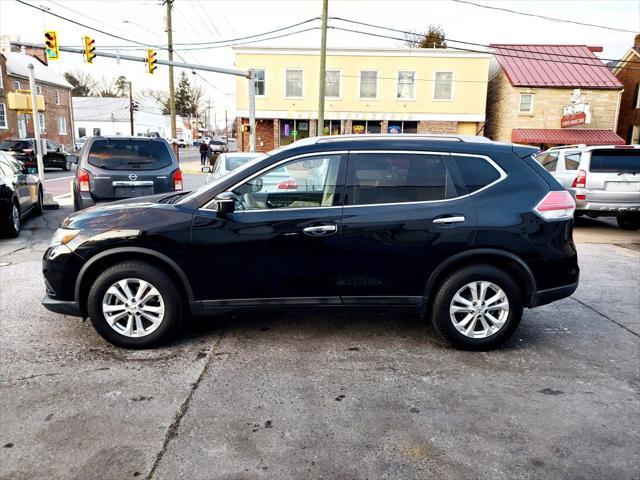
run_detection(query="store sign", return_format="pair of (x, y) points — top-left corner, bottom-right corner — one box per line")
(283, 124), (290, 137)
(561, 89), (591, 128)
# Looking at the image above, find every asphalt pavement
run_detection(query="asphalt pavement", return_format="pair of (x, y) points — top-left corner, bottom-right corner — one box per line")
(0, 196), (638, 479)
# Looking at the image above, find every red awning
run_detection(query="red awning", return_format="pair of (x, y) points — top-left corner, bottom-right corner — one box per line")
(512, 129), (625, 146)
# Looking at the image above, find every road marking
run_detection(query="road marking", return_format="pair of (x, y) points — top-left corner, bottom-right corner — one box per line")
(44, 175), (74, 183)
(53, 193), (71, 200)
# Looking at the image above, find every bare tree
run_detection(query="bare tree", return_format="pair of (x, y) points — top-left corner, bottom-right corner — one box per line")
(64, 70), (96, 97)
(404, 25), (447, 48)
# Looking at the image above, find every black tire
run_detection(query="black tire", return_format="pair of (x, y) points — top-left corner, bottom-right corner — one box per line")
(62, 159), (70, 171)
(34, 188), (43, 216)
(6, 200), (20, 238)
(616, 214), (640, 231)
(87, 261), (184, 349)
(430, 264), (523, 351)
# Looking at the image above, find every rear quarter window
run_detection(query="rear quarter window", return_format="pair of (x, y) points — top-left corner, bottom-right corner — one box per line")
(452, 155), (501, 193)
(589, 150), (640, 173)
(87, 139), (174, 170)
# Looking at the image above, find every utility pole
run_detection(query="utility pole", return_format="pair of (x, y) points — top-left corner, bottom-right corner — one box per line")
(224, 109), (228, 144)
(248, 68), (256, 152)
(128, 81), (134, 136)
(317, 0), (329, 136)
(165, 0), (176, 140)
(27, 64), (44, 184)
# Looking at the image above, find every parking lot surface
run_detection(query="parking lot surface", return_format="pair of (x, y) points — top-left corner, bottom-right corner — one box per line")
(1, 206), (638, 479)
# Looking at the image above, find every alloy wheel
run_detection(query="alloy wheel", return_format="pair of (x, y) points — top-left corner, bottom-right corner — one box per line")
(449, 281), (510, 339)
(101, 278), (165, 338)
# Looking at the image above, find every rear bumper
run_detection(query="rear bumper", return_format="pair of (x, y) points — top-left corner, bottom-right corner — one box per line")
(42, 294), (81, 317)
(576, 201), (640, 215)
(529, 277), (579, 308)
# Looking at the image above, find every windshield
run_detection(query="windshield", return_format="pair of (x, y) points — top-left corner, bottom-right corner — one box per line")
(226, 154), (257, 171)
(87, 139), (174, 170)
(590, 150), (640, 173)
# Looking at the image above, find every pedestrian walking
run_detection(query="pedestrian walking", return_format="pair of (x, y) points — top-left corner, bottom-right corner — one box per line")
(199, 141), (210, 165)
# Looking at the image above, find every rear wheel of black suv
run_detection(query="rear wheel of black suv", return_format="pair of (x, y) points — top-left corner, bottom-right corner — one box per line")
(87, 261), (183, 349)
(431, 265), (523, 350)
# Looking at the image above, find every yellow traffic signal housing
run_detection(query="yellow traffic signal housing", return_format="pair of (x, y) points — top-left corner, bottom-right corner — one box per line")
(147, 49), (157, 74)
(83, 35), (96, 64)
(44, 31), (59, 60)
(7, 91), (46, 112)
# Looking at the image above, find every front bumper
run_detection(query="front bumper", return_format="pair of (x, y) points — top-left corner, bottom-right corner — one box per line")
(42, 294), (81, 317)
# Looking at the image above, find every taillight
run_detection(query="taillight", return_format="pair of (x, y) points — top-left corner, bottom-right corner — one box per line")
(172, 169), (183, 190)
(571, 169), (586, 188)
(277, 179), (298, 190)
(534, 191), (575, 221)
(78, 169), (90, 192)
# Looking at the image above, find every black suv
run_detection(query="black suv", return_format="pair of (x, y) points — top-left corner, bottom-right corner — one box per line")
(73, 136), (183, 211)
(42, 135), (579, 350)
(0, 138), (72, 171)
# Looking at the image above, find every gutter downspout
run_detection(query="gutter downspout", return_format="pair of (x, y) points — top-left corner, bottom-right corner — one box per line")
(613, 88), (623, 134)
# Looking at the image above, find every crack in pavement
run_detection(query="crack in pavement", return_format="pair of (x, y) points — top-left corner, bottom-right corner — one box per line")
(145, 330), (227, 480)
(4, 367), (111, 384)
(570, 296), (640, 338)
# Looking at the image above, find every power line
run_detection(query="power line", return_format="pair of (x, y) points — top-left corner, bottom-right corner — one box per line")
(450, 0), (639, 34)
(174, 26), (321, 51)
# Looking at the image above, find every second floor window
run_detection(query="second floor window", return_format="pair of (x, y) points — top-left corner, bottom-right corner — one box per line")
(55, 89), (61, 105)
(36, 85), (42, 95)
(325, 70), (340, 98)
(254, 69), (265, 96)
(285, 69), (303, 98)
(0, 104), (7, 129)
(519, 93), (534, 113)
(13, 80), (20, 90)
(360, 71), (378, 99)
(434, 72), (453, 100)
(397, 71), (415, 100)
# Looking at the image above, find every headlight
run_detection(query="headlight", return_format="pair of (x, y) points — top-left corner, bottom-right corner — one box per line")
(49, 228), (80, 247)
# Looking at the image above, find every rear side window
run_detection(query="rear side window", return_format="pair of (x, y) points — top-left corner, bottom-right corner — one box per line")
(565, 153), (581, 170)
(87, 139), (173, 170)
(0, 140), (33, 151)
(347, 152), (457, 205)
(452, 155), (501, 193)
(589, 150), (640, 173)
(540, 152), (559, 172)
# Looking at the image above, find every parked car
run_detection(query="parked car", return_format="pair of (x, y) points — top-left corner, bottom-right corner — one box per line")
(0, 151), (42, 237)
(75, 137), (87, 151)
(208, 139), (228, 154)
(0, 138), (72, 171)
(42, 134), (579, 350)
(72, 136), (183, 211)
(534, 145), (639, 230)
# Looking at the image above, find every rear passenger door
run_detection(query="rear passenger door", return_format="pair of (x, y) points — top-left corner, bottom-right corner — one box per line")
(338, 150), (477, 304)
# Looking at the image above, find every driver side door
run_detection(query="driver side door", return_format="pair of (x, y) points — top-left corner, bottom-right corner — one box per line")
(190, 152), (347, 304)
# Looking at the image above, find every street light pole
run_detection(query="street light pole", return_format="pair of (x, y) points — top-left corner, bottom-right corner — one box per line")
(165, 0), (176, 140)
(27, 63), (44, 184)
(317, 0), (329, 136)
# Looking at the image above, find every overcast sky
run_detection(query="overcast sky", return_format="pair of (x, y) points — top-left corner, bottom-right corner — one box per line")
(1, 0), (638, 127)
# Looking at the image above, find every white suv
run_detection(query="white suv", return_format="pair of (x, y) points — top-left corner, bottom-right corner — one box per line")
(535, 145), (639, 230)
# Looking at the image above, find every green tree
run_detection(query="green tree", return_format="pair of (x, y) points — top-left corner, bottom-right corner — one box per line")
(114, 75), (129, 97)
(174, 71), (193, 117)
(405, 25), (447, 48)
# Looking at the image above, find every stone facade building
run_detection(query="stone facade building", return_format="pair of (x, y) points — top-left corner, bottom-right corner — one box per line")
(485, 44), (625, 147)
(613, 35), (640, 144)
(0, 50), (74, 148)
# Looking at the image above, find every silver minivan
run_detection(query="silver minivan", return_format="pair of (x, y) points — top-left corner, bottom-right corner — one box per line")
(535, 145), (639, 229)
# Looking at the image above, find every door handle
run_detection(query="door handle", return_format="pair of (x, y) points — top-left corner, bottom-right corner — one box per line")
(433, 215), (466, 224)
(303, 224), (338, 236)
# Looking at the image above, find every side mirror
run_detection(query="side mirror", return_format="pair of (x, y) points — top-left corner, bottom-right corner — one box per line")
(213, 192), (236, 214)
(201, 166), (212, 174)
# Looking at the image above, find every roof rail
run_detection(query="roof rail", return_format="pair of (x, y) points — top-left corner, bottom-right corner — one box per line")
(315, 134), (493, 144)
(545, 144), (587, 151)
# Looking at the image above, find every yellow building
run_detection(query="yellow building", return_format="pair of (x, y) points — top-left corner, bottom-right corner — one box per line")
(234, 47), (490, 152)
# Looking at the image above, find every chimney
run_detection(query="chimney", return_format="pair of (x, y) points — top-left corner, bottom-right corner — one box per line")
(23, 46), (48, 66)
(635, 34), (640, 48)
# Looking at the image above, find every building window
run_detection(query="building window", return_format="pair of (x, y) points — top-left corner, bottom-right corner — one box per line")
(635, 83), (640, 109)
(323, 120), (341, 135)
(397, 71), (415, 100)
(359, 71), (378, 99)
(519, 93), (534, 113)
(78, 127), (86, 138)
(37, 113), (46, 133)
(285, 69), (303, 98)
(0, 65), (3, 89)
(54, 89), (61, 105)
(58, 116), (67, 135)
(36, 85), (42, 95)
(325, 70), (340, 98)
(387, 120), (418, 134)
(93, 128), (101, 136)
(434, 72), (453, 100)
(254, 69), (265, 96)
(13, 80), (20, 90)
(279, 119), (309, 145)
(352, 120), (381, 134)
(0, 103), (7, 129)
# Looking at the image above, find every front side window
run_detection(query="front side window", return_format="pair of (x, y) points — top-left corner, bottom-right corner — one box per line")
(0, 103), (7, 129)
(519, 93), (534, 113)
(325, 70), (340, 98)
(254, 69), (265, 96)
(452, 155), (501, 193)
(347, 152), (457, 205)
(359, 71), (378, 99)
(434, 72), (453, 100)
(232, 154), (342, 210)
(285, 69), (303, 98)
(397, 71), (415, 100)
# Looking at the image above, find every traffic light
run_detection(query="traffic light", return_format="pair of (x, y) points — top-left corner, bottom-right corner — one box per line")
(44, 31), (59, 60)
(147, 49), (157, 74)
(83, 35), (96, 64)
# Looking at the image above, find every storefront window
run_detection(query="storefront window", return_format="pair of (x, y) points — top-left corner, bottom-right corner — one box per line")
(352, 120), (381, 134)
(323, 120), (341, 136)
(279, 119), (310, 146)
(388, 121), (418, 134)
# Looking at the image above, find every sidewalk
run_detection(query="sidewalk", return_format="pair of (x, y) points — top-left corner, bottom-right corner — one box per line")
(177, 146), (212, 174)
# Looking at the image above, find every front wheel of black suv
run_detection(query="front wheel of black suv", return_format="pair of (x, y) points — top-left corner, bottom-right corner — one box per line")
(87, 261), (184, 348)
(616, 214), (640, 231)
(431, 264), (523, 351)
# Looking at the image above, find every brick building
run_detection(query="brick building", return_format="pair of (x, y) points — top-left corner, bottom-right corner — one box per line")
(613, 35), (640, 144)
(234, 47), (490, 152)
(485, 44), (625, 147)
(0, 50), (74, 148)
